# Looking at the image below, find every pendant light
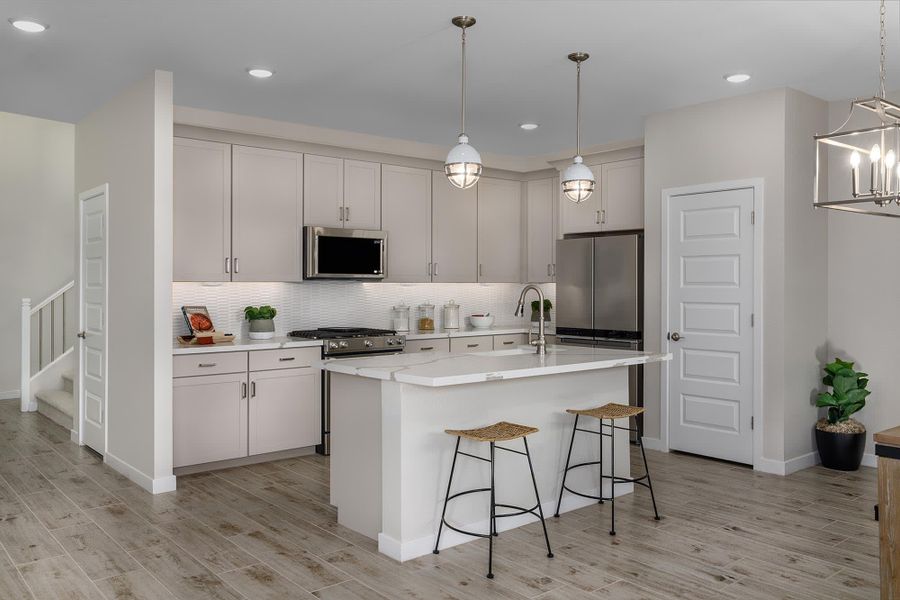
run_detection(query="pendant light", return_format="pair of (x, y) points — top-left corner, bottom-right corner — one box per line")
(561, 52), (595, 203)
(445, 16), (482, 189)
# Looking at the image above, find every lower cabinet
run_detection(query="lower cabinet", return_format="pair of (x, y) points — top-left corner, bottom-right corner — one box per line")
(174, 372), (248, 468)
(249, 367), (320, 455)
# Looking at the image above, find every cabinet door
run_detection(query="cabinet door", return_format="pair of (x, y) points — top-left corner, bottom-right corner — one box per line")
(174, 373), (248, 468)
(526, 178), (556, 283)
(303, 154), (344, 228)
(432, 172), (477, 282)
(559, 164), (602, 235)
(232, 146), (303, 281)
(404, 339), (450, 353)
(249, 367), (321, 455)
(343, 160), (381, 229)
(173, 138), (231, 281)
(601, 158), (644, 231)
(381, 165), (432, 282)
(477, 177), (522, 283)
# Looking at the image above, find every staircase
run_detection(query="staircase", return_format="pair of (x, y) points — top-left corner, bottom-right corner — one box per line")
(21, 282), (75, 432)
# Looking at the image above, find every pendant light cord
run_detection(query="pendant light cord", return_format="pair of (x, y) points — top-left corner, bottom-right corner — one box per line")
(880, 0), (887, 98)
(461, 25), (467, 136)
(576, 59), (582, 157)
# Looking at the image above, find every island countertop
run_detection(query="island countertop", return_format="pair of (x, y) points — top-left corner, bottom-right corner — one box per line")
(317, 345), (671, 387)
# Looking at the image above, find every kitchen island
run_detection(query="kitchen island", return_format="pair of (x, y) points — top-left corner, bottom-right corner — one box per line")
(318, 345), (670, 561)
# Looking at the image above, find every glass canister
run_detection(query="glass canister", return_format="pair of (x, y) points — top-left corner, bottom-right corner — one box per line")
(442, 300), (460, 330)
(417, 303), (435, 332)
(391, 303), (410, 333)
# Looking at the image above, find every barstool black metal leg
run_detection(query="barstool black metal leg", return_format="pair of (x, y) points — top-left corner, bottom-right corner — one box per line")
(554, 415), (579, 518)
(598, 414), (604, 504)
(487, 441), (496, 579)
(638, 427), (661, 521)
(434, 436), (461, 554)
(523, 438), (554, 558)
(609, 419), (616, 536)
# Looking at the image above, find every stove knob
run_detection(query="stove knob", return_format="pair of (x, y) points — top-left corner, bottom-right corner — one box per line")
(364, 340), (374, 348)
(338, 341), (349, 349)
(329, 342), (339, 350)
(386, 338), (395, 346)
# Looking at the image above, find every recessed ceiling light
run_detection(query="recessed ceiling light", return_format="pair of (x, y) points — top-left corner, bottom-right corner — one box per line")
(519, 123), (539, 131)
(724, 73), (751, 83)
(247, 68), (274, 79)
(9, 19), (47, 33)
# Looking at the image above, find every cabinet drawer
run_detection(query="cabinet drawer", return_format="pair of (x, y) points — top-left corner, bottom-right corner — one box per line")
(450, 336), (494, 353)
(174, 352), (248, 378)
(405, 339), (450, 353)
(493, 334), (528, 349)
(249, 347), (321, 372)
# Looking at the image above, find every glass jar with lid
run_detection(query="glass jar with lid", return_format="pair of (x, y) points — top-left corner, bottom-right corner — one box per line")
(391, 303), (410, 333)
(417, 303), (435, 332)
(442, 300), (460, 330)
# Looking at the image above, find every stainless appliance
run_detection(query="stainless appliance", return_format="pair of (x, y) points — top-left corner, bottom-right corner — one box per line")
(556, 231), (644, 435)
(304, 227), (387, 280)
(288, 327), (405, 455)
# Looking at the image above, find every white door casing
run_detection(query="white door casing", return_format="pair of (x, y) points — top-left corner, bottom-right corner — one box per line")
(78, 185), (109, 455)
(664, 185), (756, 465)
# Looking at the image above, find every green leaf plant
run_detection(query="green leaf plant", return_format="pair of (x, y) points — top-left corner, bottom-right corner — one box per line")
(816, 358), (870, 425)
(244, 305), (277, 321)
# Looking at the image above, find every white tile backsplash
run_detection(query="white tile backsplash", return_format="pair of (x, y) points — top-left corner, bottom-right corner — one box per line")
(172, 281), (555, 338)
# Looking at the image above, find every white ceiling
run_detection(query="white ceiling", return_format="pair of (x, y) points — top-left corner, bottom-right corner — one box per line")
(0, 1), (897, 156)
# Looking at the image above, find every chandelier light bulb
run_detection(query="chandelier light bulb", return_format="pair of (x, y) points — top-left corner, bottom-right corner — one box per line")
(885, 149), (896, 168)
(850, 151), (861, 168)
(871, 144), (882, 162)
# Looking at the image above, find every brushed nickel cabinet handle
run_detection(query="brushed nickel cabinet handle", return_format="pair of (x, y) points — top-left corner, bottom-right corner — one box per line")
(427, 262), (432, 277)
(467, 343), (479, 348)
(596, 210), (601, 224)
(233, 258), (240, 273)
(198, 363), (216, 368)
(279, 357), (296, 362)
(433, 262), (438, 277)
(503, 341), (515, 345)
(339, 206), (344, 222)
(479, 264), (483, 277)
(547, 263), (551, 276)
(225, 257), (231, 274)
(250, 381), (256, 397)
(241, 382), (247, 398)
(601, 209), (607, 224)
(345, 206), (350, 221)
(421, 346), (434, 351)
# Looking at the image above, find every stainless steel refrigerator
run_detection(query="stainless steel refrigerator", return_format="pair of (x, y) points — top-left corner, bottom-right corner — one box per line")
(556, 231), (644, 433)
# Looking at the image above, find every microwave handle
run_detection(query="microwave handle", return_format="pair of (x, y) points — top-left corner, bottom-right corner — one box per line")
(378, 239), (385, 276)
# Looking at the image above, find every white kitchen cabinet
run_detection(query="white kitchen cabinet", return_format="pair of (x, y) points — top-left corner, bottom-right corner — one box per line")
(432, 172), (477, 282)
(382, 165), (432, 282)
(450, 336), (493, 353)
(303, 154), (344, 228)
(405, 339), (450, 353)
(477, 177), (522, 283)
(559, 164), (602, 235)
(526, 177), (557, 283)
(343, 159), (381, 229)
(600, 158), (644, 231)
(248, 367), (321, 455)
(232, 145), (304, 281)
(174, 372), (248, 468)
(173, 138), (231, 282)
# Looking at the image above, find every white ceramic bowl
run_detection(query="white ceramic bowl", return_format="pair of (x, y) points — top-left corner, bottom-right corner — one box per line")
(469, 315), (495, 328)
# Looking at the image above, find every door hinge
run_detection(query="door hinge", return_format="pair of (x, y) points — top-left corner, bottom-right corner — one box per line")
(751, 313), (755, 327)
(751, 210), (756, 225)
(751, 416), (754, 430)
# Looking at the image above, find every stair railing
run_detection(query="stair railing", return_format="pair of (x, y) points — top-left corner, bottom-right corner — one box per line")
(21, 281), (74, 412)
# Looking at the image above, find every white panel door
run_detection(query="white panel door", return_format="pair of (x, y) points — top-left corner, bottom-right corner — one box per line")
(601, 158), (643, 231)
(432, 171), (477, 282)
(343, 159), (381, 229)
(381, 165), (432, 282)
(79, 187), (107, 454)
(303, 154), (344, 228)
(526, 178), (556, 282)
(477, 177), (522, 283)
(249, 368), (321, 455)
(560, 165), (602, 234)
(667, 187), (754, 464)
(232, 146), (304, 281)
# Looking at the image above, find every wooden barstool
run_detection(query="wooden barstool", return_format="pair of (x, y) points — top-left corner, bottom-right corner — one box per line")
(433, 421), (553, 579)
(554, 403), (660, 535)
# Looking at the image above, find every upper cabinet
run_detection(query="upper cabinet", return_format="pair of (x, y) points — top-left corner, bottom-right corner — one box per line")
(432, 172), (477, 283)
(173, 139), (231, 282)
(477, 177), (522, 283)
(559, 157), (644, 235)
(526, 177), (557, 283)
(382, 165), (432, 282)
(232, 145), (304, 282)
(304, 155), (381, 230)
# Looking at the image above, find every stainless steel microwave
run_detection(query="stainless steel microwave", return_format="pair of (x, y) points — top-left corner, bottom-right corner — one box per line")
(304, 227), (387, 279)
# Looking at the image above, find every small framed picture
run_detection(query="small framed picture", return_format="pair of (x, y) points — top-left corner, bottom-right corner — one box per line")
(181, 306), (215, 336)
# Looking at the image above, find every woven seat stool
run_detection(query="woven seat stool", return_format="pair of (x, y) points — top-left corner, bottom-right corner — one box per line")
(433, 421), (553, 579)
(554, 403), (660, 535)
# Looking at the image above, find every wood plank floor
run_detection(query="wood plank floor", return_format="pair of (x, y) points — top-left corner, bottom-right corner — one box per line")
(0, 399), (879, 599)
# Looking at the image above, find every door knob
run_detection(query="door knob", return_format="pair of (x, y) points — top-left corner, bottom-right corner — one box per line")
(669, 332), (683, 342)
(77, 331), (86, 339)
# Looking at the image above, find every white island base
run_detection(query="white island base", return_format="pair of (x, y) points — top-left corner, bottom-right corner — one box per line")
(329, 366), (636, 562)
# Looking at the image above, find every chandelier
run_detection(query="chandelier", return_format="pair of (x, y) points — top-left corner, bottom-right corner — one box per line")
(814, 0), (900, 218)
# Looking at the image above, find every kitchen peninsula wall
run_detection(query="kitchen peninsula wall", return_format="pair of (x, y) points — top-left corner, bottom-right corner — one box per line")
(172, 281), (555, 338)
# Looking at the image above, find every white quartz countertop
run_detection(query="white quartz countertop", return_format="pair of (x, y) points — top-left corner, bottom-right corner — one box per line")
(403, 323), (555, 340)
(173, 336), (323, 355)
(317, 345), (670, 387)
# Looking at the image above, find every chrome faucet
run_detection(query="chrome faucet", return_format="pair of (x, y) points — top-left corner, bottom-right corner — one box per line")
(514, 284), (547, 356)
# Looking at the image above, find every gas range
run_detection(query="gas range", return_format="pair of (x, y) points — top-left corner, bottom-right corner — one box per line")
(288, 327), (406, 356)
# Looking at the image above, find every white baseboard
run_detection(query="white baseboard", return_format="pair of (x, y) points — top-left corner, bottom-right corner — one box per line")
(105, 452), (176, 494)
(70, 429), (78, 443)
(862, 452), (877, 468)
(0, 389), (20, 401)
(755, 451), (820, 476)
(378, 482), (634, 562)
(641, 437), (667, 452)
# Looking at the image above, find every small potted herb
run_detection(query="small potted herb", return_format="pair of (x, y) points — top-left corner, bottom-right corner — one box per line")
(531, 299), (552, 322)
(244, 305), (277, 340)
(815, 358), (870, 471)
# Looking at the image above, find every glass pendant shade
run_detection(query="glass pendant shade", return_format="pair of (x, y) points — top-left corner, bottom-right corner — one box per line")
(561, 156), (595, 203)
(444, 134), (482, 189)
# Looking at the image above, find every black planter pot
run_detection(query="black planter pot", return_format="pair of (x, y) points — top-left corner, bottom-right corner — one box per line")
(815, 428), (866, 471)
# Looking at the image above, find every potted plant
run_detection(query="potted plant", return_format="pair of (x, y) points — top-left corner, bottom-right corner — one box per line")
(244, 305), (277, 340)
(815, 358), (870, 471)
(531, 299), (552, 322)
